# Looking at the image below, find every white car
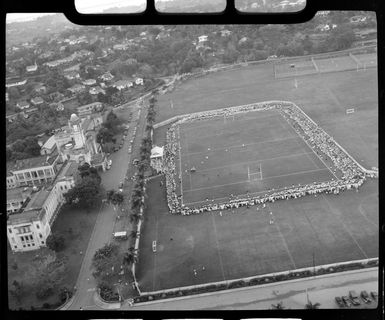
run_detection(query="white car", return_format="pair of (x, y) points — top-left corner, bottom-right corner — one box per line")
(152, 240), (157, 252)
(108, 159), (112, 166)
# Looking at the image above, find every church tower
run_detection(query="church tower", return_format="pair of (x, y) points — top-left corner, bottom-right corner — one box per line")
(69, 113), (85, 148)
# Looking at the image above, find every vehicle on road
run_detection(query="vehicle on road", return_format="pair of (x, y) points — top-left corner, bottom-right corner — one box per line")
(152, 240), (157, 252)
(370, 291), (378, 301)
(349, 290), (361, 306)
(360, 290), (371, 304)
(335, 297), (344, 308)
(128, 146), (132, 153)
(342, 296), (352, 307)
(108, 159), (112, 166)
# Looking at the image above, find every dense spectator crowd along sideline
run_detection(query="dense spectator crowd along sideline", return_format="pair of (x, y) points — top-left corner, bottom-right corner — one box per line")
(163, 101), (378, 215)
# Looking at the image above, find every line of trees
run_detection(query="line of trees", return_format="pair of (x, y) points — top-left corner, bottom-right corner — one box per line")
(64, 163), (102, 210)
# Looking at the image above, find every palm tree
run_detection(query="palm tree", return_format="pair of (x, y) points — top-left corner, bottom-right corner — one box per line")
(129, 213), (141, 224)
(305, 301), (321, 309)
(122, 251), (137, 266)
(271, 301), (285, 310)
(129, 230), (137, 240)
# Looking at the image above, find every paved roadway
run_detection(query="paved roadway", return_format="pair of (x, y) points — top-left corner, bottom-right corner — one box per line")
(63, 101), (149, 310)
(121, 268), (378, 310)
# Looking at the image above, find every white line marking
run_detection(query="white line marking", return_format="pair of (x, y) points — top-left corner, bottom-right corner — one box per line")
(278, 112), (339, 180)
(184, 151), (316, 174)
(210, 212), (226, 281)
(320, 194), (368, 259)
(182, 135), (302, 157)
(184, 168), (329, 194)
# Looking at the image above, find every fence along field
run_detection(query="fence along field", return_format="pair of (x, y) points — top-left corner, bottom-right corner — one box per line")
(274, 51), (377, 78)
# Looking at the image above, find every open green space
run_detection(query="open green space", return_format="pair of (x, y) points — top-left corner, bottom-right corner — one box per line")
(7, 205), (99, 310)
(177, 109), (334, 206)
(137, 176), (378, 292)
(137, 59), (378, 293)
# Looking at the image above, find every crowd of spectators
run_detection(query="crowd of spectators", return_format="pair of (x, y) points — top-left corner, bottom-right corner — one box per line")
(163, 101), (378, 216)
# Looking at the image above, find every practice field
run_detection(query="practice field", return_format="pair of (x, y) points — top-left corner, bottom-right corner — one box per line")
(136, 176), (378, 292)
(141, 57), (378, 294)
(177, 109), (336, 207)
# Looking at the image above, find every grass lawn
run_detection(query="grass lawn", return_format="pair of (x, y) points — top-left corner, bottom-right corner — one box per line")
(136, 58), (378, 293)
(177, 108), (335, 207)
(137, 176), (378, 292)
(7, 205), (99, 310)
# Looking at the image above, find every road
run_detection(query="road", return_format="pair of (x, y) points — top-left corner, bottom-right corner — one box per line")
(121, 268), (378, 310)
(63, 100), (149, 310)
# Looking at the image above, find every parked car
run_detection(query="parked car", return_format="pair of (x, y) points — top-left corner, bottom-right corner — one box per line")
(349, 290), (361, 306)
(360, 291), (371, 304)
(133, 159), (139, 165)
(370, 291), (378, 301)
(114, 147), (119, 152)
(342, 296), (352, 307)
(335, 297), (344, 308)
(108, 159), (112, 166)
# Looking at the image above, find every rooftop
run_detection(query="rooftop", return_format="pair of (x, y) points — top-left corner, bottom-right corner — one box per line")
(24, 189), (50, 211)
(7, 208), (42, 224)
(56, 160), (79, 181)
(7, 187), (33, 202)
(42, 135), (56, 150)
(7, 154), (58, 174)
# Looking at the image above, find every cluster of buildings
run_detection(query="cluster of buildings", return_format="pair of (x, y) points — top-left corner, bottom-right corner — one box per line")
(6, 108), (108, 252)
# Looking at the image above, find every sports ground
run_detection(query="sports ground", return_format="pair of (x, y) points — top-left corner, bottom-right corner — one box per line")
(137, 52), (378, 293)
(178, 109), (337, 207)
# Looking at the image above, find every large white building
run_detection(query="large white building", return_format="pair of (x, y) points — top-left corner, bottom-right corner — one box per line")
(53, 113), (107, 170)
(6, 153), (62, 189)
(7, 161), (79, 252)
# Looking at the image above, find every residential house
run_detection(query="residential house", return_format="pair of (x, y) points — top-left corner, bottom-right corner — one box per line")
(135, 77), (144, 85)
(6, 113), (19, 123)
(67, 84), (86, 94)
(198, 35), (208, 43)
(76, 102), (104, 117)
(220, 29), (231, 37)
(112, 79), (133, 90)
(34, 84), (47, 94)
(6, 79), (27, 88)
(26, 63), (38, 73)
(99, 72), (114, 82)
(31, 97), (44, 106)
(89, 86), (105, 95)
(64, 71), (81, 80)
(16, 101), (30, 110)
(82, 79), (97, 86)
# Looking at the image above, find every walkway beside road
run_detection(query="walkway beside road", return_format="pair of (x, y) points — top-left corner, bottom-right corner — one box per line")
(63, 99), (149, 310)
(123, 268), (378, 310)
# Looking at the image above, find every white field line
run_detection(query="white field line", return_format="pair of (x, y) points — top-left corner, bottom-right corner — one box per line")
(278, 112), (339, 181)
(269, 205), (297, 270)
(184, 167), (329, 194)
(184, 151), (316, 175)
(181, 135), (301, 157)
(210, 212), (226, 281)
(320, 194), (368, 259)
